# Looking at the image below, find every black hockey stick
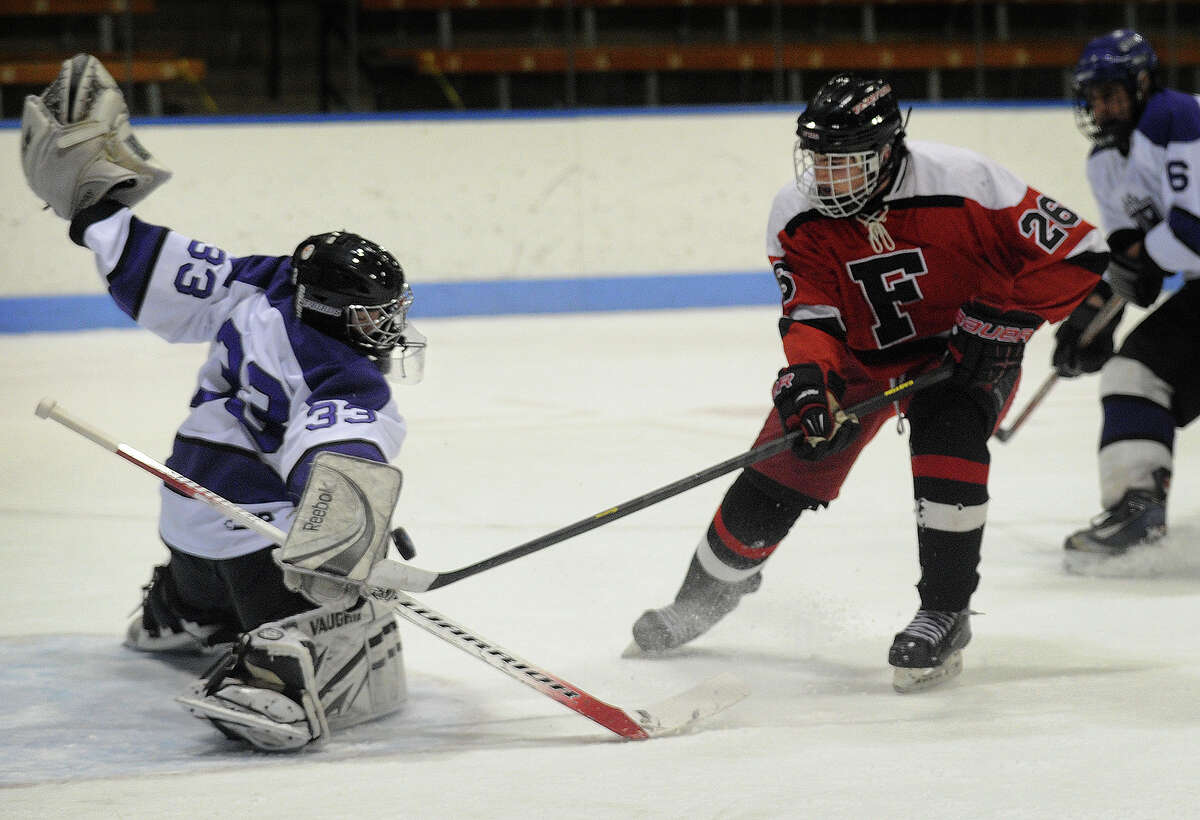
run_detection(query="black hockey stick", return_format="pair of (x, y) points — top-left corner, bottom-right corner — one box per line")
(368, 365), (954, 593)
(994, 295), (1126, 443)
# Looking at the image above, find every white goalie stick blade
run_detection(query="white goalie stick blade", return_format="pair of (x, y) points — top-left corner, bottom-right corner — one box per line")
(629, 672), (750, 737)
(369, 587), (750, 740)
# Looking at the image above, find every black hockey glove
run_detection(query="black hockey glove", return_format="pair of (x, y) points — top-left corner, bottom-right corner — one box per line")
(1107, 248), (1167, 308)
(946, 302), (1040, 391)
(772, 363), (859, 460)
(1052, 280), (1124, 378)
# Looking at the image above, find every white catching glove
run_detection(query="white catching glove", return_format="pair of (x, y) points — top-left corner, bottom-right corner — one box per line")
(20, 53), (171, 219)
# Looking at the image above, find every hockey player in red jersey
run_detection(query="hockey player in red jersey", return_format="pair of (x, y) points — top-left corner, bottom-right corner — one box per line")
(631, 73), (1109, 692)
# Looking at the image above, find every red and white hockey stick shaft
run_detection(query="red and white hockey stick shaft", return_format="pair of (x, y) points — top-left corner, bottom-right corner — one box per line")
(995, 295), (1126, 443)
(34, 398), (283, 543)
(34, 398), (745, 740)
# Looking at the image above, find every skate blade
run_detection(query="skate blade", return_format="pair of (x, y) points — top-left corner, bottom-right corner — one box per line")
(891, 650), (963, 694)
(1063, 541), (1169, 578)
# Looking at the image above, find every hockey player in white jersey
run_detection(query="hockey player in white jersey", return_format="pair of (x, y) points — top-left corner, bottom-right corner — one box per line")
(1055, 30), (1200, 571)
(20, 55), (419, 749)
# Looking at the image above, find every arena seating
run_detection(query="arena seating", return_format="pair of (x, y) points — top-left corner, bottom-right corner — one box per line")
(0, 0), (206, 116)
(354, 0), (1200, 108)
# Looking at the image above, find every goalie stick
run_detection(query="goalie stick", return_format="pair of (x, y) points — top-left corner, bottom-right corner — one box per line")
(994, 295), (1126, 443)
(364, 365), (954, 593)
(34, 397), (749, 740)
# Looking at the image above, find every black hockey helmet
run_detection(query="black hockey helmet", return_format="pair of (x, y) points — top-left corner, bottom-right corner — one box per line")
(794, 73), (907, 217)
(1072, 29), (1160, 146)
(291, 231), (416, 370)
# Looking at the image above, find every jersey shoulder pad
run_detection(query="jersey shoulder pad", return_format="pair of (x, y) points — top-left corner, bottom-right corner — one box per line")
(766, 181), (822, 244)
(1136, 89), (1200, 148)
(899, 140), (1026, 210)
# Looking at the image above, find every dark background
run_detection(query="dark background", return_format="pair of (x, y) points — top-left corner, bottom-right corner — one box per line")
(2, 0), (1198, 117)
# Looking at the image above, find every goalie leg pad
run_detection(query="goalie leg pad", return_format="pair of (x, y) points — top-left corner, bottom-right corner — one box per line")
(177, 598), (405, 751)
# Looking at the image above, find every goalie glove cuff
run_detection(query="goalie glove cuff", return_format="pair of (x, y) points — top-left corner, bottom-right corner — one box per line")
(68, 198), (125, 246)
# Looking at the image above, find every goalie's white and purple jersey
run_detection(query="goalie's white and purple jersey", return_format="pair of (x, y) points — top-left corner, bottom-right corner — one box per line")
(73, 204), (407, 560)
(1086, 88), (1200, 278)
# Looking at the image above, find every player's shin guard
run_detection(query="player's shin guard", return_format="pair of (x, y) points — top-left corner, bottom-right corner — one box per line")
(177, 598), (406, 751)
(631, 472), (813, 652)
(898, 386), (990, 690)
(1094, 357), (1175, 509)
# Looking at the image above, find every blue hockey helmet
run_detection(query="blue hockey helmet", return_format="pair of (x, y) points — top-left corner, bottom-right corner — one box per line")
(1072, 29), (1160, 144)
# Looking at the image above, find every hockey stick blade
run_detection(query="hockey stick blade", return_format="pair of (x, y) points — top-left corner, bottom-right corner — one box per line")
(628, 671), (750, 737)
(369, 586), (749, 739)
(367, 367), (955, 593)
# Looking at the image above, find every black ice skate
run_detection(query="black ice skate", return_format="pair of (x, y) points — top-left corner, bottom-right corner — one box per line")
(124, 565), (238, 654)
(888, 609), (971, 693)
(630, 557), (762, 653)
(1063, 473), (1168, 573)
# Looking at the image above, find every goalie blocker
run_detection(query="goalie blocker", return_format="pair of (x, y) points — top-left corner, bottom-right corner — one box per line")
(182, 453), (409, 750)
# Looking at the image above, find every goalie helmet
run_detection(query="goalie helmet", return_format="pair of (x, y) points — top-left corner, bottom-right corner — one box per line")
(794, 73), (907, 218)
(291, 232), (420, 375)
(1072, 29), (1160, 146)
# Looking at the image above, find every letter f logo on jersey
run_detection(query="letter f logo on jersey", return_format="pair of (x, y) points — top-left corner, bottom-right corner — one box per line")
(847, 249), (928, 348)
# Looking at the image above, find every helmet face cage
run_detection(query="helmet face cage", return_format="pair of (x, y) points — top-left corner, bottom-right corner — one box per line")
(794, 142), (888, 219)
(344, 283), (414, 355)
(793, 73), (904, 218)
(1071, 29), (1159, 144)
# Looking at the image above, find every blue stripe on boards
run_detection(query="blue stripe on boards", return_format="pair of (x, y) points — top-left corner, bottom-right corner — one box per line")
(2, 269), (1188, 334)
(0, 295), (137, 333)
(0, 271), (781, 333)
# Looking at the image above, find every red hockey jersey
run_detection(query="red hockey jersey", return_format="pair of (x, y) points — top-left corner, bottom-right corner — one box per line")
(766, 140), (1109, 381)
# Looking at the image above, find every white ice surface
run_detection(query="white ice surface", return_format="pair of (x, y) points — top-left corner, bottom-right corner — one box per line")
(4, 307), (1200, 819)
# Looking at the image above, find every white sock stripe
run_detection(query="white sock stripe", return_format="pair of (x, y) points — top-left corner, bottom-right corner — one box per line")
(1098, 440), (1173, 509)
(914, 498), (988, 533)
(695, 536), (762, 583)
(1100, 357), (1173, 408)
